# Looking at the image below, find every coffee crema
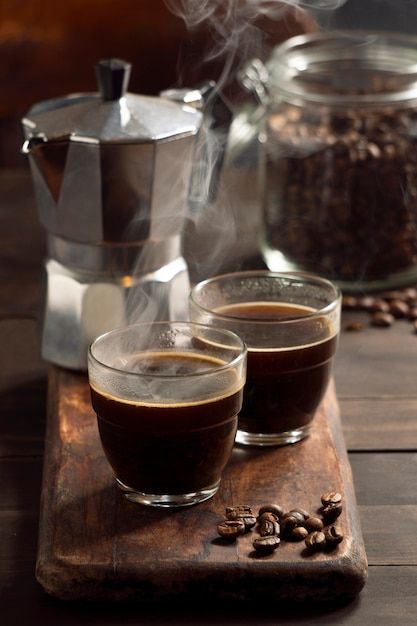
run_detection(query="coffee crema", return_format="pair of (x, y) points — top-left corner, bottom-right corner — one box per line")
(214, 302), (337, 435)
(90, 351), (243, 495)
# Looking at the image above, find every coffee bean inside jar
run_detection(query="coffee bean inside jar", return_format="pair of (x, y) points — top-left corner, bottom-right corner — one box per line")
(257, 31), (417, 291)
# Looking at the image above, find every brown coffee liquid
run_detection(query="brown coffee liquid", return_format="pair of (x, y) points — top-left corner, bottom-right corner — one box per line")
(90, 352), (242, 495)
(215, 302), (337, 434)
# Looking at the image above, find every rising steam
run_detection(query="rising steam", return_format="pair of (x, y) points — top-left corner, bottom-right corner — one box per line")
(164, 0), (347, 284)
(123, 0), (349, 331)
(165, 0), (347, 66)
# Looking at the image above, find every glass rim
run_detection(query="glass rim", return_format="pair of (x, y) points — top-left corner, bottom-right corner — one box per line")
(88, 320), (247, 379)
(190, 270), (341, 326)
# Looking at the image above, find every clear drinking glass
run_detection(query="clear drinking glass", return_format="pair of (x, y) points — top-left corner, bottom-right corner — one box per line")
(88, 321), (246, 507)
(190, 271), (341, 446)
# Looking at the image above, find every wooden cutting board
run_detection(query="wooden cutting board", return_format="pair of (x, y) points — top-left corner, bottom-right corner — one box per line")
(36, 366), (367, 603)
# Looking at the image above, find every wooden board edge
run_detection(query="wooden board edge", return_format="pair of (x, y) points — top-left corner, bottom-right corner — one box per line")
(36, 371), (368, 603)
(325, 382), (368, 589)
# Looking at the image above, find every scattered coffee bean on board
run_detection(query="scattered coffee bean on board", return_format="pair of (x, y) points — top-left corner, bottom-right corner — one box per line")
(258, 511), (279, 524)
(324, 526), (344, 546)
(281, 514), (298, 536)
(304, 516), (324, 532)
(321, 503), (343, 522)
(225, 505), (253, 520)
(321, 491), (342, 506)
(291, 526), (309, 541)
(258, 504), (284, 519)
(241, 516), (257, 531)
(371, 311), (394, 327)
(217, 520), (245, 541)
(289, 508), (310, 521)
(285, 510), (305, 525)
(253, 535), (280, 554)
(217, 493), (344, 555)
(345, 321), (365, 332)
(305, 531), (326, 551)
(258, 519), (280, 537)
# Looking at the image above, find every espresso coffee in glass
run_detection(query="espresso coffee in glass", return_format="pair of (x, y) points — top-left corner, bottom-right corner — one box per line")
(190, 271), (341, 446)
(88, 322), (246, 506)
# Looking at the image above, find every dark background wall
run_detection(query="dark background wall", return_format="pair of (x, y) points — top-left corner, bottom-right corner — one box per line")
(328, 0), (417, 32)
(1, 0), (416, 167)
(0, 0), (313, 167)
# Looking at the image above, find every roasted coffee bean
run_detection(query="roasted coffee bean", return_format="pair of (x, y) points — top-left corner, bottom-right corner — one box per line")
(217, 520), (245, 541)
(324, 526), (344, 546)
(225, 505), (253, 520)
(253, 535), (280, 554)
(258, 511), (279, 524)
(408, 306), (417, 320)
(321, 503), (343, 522)
(288, 508), (310, 520)
(304, 516), (324, 532)
(371, 311), (394, 327)
(370, 299), (390, 313)
(258, 504), (284, 519)
(321, 491), (342, 506)
(226, 507), (256, 531)
(264, 101), (417, 284)
(404, 287), (417, 301)
(259, 519), (280, 537)
(342, 295), (359, 309)
(281, 515), (298, 535)
(344, 321), (365, 332)
(241, 516), (257, 531)
(284, 510), (305, 525)
(290, 526), (309, 541)
(357, 296), (375, 311)
(258, 511), (279, 521)
(305, 531), (326, 551)
(389, 299), (409, 318)
(381, 290), (405, 301)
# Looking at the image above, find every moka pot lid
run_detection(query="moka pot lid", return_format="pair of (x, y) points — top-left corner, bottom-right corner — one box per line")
(22, 59), (202, 145)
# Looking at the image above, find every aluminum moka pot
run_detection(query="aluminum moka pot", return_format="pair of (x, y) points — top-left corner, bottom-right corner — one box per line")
(22, 59), (229, 370)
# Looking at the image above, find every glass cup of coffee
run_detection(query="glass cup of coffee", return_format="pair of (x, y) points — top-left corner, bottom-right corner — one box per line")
(190, 271), (341, 446)
(88, 321), (246, 507)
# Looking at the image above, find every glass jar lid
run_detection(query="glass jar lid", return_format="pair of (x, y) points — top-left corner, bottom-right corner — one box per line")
(267, 31), (417, 107)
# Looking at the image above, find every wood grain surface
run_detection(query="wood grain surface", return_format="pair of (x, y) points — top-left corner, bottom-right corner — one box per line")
(35, 369), (367, 602)
(2, 169), (417, 624)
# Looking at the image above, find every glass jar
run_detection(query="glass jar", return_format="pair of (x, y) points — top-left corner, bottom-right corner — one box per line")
(255, 31), (417, 292)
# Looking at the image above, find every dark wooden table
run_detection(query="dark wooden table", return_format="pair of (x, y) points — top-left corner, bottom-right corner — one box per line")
(1, 169), (417, 624)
